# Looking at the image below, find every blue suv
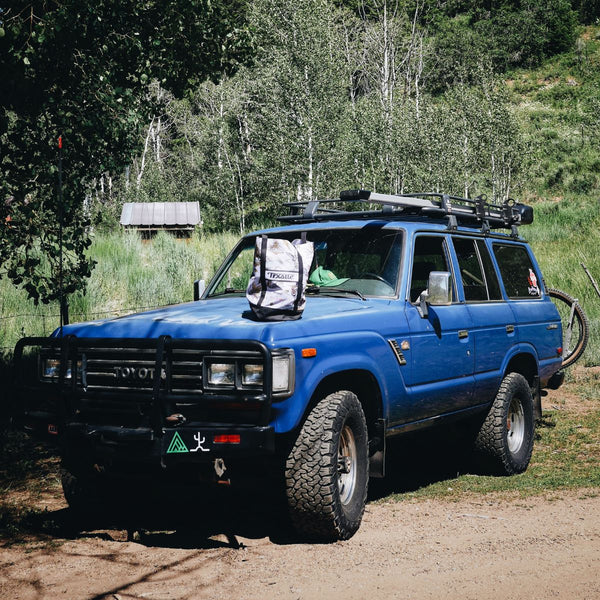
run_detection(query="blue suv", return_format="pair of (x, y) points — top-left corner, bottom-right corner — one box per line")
(13, 191), (564, 541)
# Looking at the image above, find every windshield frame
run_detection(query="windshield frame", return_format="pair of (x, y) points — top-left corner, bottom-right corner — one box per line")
(204, 224), (406, 300)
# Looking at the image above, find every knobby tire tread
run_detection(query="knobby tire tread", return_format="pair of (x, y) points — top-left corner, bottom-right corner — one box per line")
(285, 391), (368, 542)
(474, 373), (534, 476)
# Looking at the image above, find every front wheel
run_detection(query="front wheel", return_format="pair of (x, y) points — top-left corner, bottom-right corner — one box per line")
(285, 390), (369, 542)
(474, 373), (534, 475)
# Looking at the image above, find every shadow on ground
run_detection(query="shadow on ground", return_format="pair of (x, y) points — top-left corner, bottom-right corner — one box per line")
(1, 419), (555, 548)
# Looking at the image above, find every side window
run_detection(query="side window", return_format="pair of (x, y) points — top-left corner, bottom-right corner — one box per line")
(493, 244), (541, 299)
(453, 237), (487, 301)
(410, 236), (452, 303)
(476, 240), (502, 300)
(452, 237), (503, 302)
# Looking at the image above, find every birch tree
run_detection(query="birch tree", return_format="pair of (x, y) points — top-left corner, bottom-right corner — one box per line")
(248, 0), (348, 207)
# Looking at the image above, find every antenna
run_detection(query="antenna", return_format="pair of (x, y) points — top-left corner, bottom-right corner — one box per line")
(58, 135), (69, 334)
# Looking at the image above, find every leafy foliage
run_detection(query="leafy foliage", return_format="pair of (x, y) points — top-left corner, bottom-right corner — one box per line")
(0, 1), (250, 303)
(426, 0), (578, 91)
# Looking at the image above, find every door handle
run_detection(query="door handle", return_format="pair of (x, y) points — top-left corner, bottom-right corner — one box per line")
(458, 330), (469, 339)
(506, 324), (515, 334)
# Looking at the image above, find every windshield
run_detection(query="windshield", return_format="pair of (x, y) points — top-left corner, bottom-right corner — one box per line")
(207, 225), (403, 298)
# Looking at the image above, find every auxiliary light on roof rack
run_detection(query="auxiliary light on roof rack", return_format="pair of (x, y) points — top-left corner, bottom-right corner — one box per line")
(279, 189), (533, 235)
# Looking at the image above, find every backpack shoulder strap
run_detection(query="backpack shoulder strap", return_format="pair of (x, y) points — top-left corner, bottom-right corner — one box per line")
(257, 235), (268, 308)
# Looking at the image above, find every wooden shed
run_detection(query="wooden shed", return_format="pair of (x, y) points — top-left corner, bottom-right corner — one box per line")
(119, 202), (202, 237)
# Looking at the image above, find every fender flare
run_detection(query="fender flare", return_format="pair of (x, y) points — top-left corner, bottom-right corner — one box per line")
(271, 342), (404, 434)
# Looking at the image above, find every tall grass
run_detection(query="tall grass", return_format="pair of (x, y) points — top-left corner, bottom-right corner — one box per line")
(0, 230), (240, 351)
(524, 196), (600, 365)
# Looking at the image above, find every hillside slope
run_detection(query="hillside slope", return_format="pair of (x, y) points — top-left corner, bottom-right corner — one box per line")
(511, 26), (600, 364)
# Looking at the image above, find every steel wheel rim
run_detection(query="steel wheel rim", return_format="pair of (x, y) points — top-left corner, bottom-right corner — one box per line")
(338, 424), (358, 505)
(507, 397), (525, 454)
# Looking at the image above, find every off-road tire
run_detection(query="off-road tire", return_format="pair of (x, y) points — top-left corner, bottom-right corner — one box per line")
(61, 468), (109, 523)
(474, 373), (534, 475)
(285, 390), (369, 542)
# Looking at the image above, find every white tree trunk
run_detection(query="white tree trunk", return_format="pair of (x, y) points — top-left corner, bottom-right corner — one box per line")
(137, 117), (154, 189)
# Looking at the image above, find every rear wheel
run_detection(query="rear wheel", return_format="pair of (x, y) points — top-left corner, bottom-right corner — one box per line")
(474, 373), (534, 475)
(285, 390), (369, 542)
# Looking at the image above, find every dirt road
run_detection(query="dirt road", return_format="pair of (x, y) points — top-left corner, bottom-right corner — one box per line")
(1, 490), (599, 600)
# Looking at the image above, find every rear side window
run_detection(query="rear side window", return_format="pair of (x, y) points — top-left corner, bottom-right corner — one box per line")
(493, 244), (541, 299)
(452, 237), (502, 302)
(477, 240), (502, 300)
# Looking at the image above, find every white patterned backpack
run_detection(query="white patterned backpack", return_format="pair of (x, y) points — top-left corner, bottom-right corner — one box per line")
(246, 234), (314, 321)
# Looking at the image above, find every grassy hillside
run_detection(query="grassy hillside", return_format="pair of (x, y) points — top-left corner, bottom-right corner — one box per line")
(510, 25), (600, 364)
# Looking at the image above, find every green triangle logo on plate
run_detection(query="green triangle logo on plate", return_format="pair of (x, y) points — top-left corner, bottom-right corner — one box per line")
(166, 431), (189, 454)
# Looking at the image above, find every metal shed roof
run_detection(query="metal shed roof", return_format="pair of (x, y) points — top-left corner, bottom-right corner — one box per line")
(120, 202), (202, 227)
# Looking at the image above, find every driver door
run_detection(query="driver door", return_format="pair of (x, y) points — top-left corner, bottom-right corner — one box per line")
(401, 234), (475, 423)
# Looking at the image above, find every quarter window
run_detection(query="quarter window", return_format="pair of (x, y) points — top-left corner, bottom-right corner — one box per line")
(493, 244), (541, 299)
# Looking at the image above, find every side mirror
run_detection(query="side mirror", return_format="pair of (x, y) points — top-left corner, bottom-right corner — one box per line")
(417, 271), (452, 318)
(193, 279), (206, 301)
(427, 271), (452, 305)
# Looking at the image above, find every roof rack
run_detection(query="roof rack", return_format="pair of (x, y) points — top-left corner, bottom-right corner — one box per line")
(278, 190), (533, 235)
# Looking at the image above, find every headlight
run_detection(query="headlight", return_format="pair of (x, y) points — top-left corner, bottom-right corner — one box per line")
(203, 350), (294, 396)
(272, 351), (295, 394)
(242, 363), (263, 386)
(42, 358), (73, 379)
(207, 362), (235, 386)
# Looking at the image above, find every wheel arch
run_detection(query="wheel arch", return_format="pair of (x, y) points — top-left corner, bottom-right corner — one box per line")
(504, 351), (538, 387)
(309, 369), (384, 440)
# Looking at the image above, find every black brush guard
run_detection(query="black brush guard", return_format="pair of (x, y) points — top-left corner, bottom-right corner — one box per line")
(12, 336), (276, 462)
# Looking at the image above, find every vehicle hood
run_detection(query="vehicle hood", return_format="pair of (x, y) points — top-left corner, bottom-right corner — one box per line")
(55, 296), (392, 344)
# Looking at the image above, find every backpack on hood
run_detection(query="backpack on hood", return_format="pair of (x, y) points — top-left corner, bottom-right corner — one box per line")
(246, 234), (314, 321)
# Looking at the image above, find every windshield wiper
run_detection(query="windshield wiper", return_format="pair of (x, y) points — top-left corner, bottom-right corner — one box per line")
(306, 287), (366, 301)
(210, 287), (246, 297)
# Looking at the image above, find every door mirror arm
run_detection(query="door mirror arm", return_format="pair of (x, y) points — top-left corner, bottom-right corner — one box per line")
(417, 290), (429, 319)
(194, 279), (206, 301)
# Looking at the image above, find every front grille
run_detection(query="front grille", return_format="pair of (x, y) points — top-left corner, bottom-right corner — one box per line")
(81, 347), (205, 394)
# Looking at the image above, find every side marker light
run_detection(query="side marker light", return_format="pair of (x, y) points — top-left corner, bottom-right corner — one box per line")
(302, 348), (317, 358)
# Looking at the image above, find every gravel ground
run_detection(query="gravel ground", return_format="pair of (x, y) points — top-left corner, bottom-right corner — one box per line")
(1, 490), (599, 600)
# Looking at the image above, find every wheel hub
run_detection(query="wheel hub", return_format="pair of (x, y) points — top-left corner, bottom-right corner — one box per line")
(337, 424), (358, 505)
(339, 456), (352, 474)
(507, 396), (525, 454)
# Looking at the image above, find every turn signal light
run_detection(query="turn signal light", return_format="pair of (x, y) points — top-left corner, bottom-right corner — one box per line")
(213, 434), (241, 444)
(302, 348), (317, 358)
(557, 347), (563, 356)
